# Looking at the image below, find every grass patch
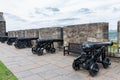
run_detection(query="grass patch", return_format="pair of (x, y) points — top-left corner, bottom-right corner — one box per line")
(0, 61), (18, 80)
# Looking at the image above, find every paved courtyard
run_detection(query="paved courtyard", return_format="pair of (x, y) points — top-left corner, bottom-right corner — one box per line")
(0, 43), (120, 80)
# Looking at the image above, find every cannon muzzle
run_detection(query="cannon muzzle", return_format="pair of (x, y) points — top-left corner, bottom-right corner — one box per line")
(82, 41), (113, 52)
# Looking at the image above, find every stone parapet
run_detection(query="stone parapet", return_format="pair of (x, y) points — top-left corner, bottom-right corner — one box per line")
(63, 22), (108, 46)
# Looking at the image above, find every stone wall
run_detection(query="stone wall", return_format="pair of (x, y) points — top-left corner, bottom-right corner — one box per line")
(15, 30), (25, 37)
(25, 29), (39, 38)
(8, 31), (16, 37)
(8, 27), (63, 39)
(63, 22), (109, 46)
(39, 27), (63, 39)
(8, 30), (25, 37)
(8, 27), (63, 48)
(8, 22), (109, 47)
(0, 12), (6, 36)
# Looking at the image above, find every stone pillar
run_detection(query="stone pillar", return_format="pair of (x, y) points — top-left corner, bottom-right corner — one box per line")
(0, 12), (6, 36)
(117, 21), (120, 57)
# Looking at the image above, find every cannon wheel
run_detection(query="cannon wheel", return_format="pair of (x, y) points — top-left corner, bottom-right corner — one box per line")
(84, 59), (92, 70)
(72, 60), (80, 71)
(32, 47), (37, 54)
(50, 48), (56, 53)
(14, 45), (18, 48)
(14, 44), (20, 49)
(15, 41), (26, 49)
(89, 62), (99, 77)
(37, 48), (44, 56)
(7, 41), (11, 45)
(102, 58), (110, 69)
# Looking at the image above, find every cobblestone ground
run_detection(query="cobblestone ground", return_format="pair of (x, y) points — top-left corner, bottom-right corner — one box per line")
(0, 43), (120, 80)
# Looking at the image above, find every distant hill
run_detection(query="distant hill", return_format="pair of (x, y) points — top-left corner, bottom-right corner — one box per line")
(109, 30), (117, 42)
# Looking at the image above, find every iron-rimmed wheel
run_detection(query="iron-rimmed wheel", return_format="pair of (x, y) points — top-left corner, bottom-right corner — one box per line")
(37, 48), (44, 56)
(7, 41), (11, 45)
(14, 44), (18, 48)
(72, 60), (80, 71)
(15, 41), (25, 49)
(102, 58), (111, 69)
(23, 41), (27, 48)
(32, 47), (37, 54)
(84, 59), (93, 70)
(50, 48), (56, 53)
(89, 62), (99, 77)
(46, 47), (51, 53)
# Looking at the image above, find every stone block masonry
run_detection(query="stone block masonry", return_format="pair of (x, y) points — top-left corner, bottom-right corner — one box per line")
(39, 27), (63, 39)
(0, 12), (6, 36)
(15, 30), (25, 37)
(38, 27), (63, 49)
(8, 27), (63, 39)
(8, 22), (108, 47)
(24, 29), (39, 38)
(8, 27), (63, 48)
(63, 22), (109, 46)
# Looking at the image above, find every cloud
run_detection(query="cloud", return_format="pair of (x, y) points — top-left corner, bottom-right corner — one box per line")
(77, 8), (93, 14)
(34, 8), (49, 16)
(0, 0), (120, 31)
(58, 18), (80, 22)
(5, 13), (27, 22)
(45, 7), (60, 12)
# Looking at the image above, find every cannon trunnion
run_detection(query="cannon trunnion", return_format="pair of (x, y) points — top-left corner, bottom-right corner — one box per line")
(72, 41), (113, 77)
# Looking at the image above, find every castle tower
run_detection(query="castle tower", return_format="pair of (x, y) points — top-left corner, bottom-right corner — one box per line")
(0, 12), (6, 36)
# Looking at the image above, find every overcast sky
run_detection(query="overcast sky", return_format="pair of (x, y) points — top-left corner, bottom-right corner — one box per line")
(0, 0), (120, 31)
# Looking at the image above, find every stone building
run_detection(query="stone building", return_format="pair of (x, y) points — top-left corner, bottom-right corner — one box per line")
(0, 12), (6, 36)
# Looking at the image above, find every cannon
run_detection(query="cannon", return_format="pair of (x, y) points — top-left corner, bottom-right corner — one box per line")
(72, 41), (113, 77)
(0, 36), (8, 43)
(32, 39), (63, 56)
(7, 37), (17, 45)
(14, 37), (38, 49)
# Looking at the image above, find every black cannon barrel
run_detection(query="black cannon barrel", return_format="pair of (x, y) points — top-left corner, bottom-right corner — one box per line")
(72, 41), (112, 76)
(32, 39), (63, 55)
(7, 37), (17, 45)
(8, 37), (17, 39)
(82, 41), (113, 50)
(17, 37), (38, 41)
(0, 36), (9, 43)
(14, 37), (39, 49)
(36, 39), (63, 43)
(7, 37), (17, 41)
